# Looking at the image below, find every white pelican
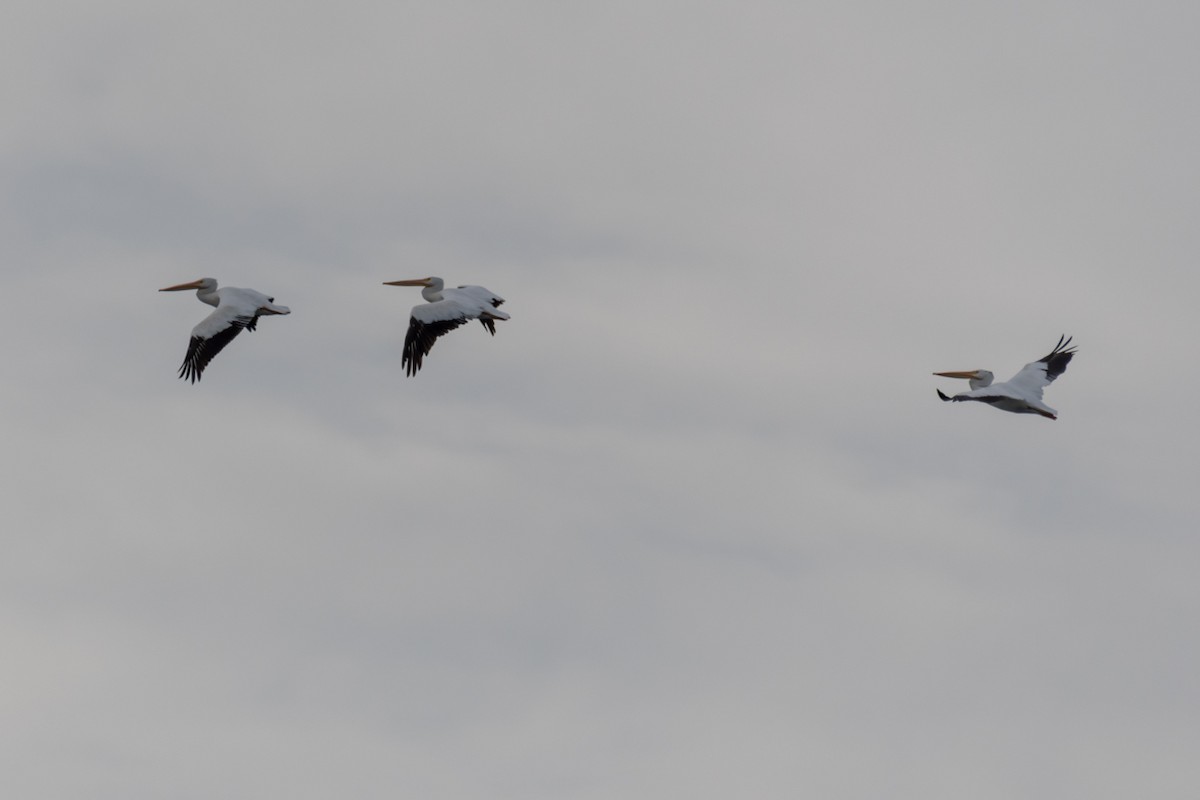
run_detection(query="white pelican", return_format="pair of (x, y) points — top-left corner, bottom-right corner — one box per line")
(159, 278), (291, 383)
(383, 277), (509, 376)
(934, 335), (1078, 420)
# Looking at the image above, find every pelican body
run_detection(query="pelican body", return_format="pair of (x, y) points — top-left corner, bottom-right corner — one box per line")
(383, 277), (509, 376)
(159, 278), (290, 383)
(934, 335), (1077, 420)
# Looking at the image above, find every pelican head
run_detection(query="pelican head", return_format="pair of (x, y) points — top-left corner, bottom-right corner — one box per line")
(160, 277), (218, 293)
(933, 369), (994, 390)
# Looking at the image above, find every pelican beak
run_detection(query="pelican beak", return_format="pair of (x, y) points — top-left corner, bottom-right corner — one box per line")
(933, 370), (981, 379)
(382, 278), (432, 286)
(159, 279), (206, 292)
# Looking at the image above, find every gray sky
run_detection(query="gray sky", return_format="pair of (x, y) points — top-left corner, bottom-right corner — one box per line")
(3, 2), (1198, 798)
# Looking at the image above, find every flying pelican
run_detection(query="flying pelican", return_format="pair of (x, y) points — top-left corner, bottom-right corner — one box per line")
(383, 277), (509, 376)
(159, 278), (291, 383)
(934, 335), (1078, 420)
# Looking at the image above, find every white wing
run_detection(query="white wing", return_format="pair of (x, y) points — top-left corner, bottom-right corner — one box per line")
(192, 301), (253, 339)
(402, 300), (472, 376)
(179, 304), (258, 383)
(1002, 336), (1077, 400)
(454, 284), (505, 308)
(412, 298), (474, 324)
(220, 286), (291, 316)
(178, 288), (290, 383)
(397, 286), (509, 376)
(447, 286), (509, 334)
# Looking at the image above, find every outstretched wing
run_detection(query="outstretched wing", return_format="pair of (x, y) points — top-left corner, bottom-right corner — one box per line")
(402, 301), (469, 376)
(178, 305), (257, 383)
(1004, 335), (1077, 399)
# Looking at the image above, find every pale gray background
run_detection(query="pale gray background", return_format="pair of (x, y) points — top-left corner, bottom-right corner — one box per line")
(2, 2), (1197, 798)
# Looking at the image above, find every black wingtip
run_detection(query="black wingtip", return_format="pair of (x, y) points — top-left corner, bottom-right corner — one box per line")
(1039, 334), (1078, 382)
(1049, 334), (1077, 357)
(937, 389), (952, 402)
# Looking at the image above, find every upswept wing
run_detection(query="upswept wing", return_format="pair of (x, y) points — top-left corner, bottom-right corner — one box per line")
(179, 305), (258, 383)
(402, 300), (470, 376)
(1004, 335), (1077, 399)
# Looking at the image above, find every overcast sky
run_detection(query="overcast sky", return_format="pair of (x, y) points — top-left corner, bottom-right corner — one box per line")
(3, 2), (1199, 798)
